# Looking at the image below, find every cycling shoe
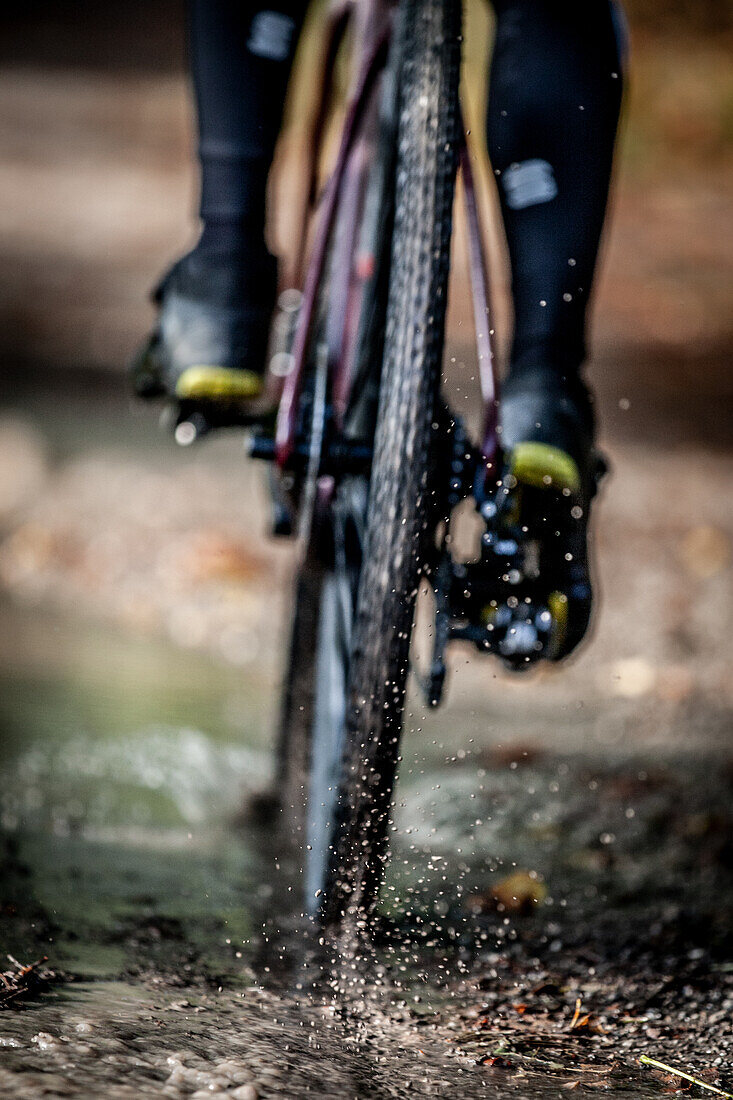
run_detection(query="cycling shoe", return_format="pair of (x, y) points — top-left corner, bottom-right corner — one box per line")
(492, 375), (605, 660)
(130, 245), (278, 409)
(499, 440), (598, 660)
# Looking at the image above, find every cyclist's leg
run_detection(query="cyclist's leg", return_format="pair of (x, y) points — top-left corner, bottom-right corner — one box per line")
(132, 0), (306, 403)
(486, 0), (625, 655)
(487, 0), (624, 483)
(190, 0), (302, 258)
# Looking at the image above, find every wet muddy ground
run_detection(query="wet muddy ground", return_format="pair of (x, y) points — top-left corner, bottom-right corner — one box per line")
(0, 596), (732, 1096)
(0, 386), (732, 1097)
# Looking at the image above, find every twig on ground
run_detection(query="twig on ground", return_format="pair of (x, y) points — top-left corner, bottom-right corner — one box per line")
(639, 1055), (733, 1099)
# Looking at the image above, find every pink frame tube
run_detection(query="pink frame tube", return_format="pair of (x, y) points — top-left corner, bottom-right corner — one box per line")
(275, 5), (501, 482)
(275, 17), (391, 466)
(459, 127), (500, 474)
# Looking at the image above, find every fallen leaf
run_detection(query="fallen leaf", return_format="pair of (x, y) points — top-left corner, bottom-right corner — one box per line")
(490, 870), (548, 914)
(568, 997), (605, 1034)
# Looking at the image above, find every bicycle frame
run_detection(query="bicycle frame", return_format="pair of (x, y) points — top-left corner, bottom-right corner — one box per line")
(246, 0), (569, 685)
(272, 0), (500, 478)
(275, 0), (393, 466)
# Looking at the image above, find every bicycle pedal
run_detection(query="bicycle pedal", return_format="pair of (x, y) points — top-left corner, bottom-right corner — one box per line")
(465, 440), (592, 665)
(478, 598), (553, 668)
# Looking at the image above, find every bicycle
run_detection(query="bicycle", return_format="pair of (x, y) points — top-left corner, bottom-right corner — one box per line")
(176, 0), (584, 928)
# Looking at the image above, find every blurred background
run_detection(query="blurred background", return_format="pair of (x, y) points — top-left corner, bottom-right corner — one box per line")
(1, 0), (731, 735)
(0, 0), (732, 1077)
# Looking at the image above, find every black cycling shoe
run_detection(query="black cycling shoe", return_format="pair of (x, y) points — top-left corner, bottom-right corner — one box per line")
(130, 245), (278, 409)
(499, 367), (596, 490)
(495, 371), (605, 660)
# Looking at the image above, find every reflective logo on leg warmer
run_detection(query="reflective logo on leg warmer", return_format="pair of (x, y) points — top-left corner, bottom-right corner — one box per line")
(248, 11), (296, 61)
(502, 159), (558, 210)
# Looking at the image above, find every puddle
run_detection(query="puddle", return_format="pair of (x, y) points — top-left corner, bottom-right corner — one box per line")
(0, 598), (731, 1096)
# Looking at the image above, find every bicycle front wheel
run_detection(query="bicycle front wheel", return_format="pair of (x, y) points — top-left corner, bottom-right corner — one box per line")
(321, 0), (462, 924)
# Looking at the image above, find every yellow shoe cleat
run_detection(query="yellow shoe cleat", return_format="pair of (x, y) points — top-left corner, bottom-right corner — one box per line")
(510, 441), (581, 494)
(175, 365), (264, 403)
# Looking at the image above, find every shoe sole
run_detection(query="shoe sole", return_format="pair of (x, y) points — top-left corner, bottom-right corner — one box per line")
(175, 365), (264, 402)
(510, 441), (581, 494)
